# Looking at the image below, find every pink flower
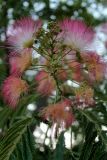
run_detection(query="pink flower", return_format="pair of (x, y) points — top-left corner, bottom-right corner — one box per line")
(68, 61), (83, 82)
(57, 69), (67, 81)
(41, 99), (74, 128)
(9, 49), (32, 76)
(7, 17), (42, 53)
(35, 71), (55, 96)
(59, 19), (94, 52)
(74, 83), (94, 107)
(2, 76), (28, 108)
(82, 52), (106, 81)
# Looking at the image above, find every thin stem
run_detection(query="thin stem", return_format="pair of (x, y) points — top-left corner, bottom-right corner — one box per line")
(52, 73), (63, 102)
(32, 46), (49, 61)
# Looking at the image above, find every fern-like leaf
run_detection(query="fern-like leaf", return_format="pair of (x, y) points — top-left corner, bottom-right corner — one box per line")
(0, 118), (32, 160)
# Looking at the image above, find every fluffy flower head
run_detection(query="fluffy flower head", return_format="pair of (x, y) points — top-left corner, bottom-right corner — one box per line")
(59, 19), (94, 52)
(74, 83), (94, 107)
(82, 52), (106, 81)
(9, 49), (32, 76)
(2, 76), (28, 108)
(41, 99), (74, 128)
(35, 71), (55, 96)
(7, 17), (42, 53)
(68, 61), (83, 82)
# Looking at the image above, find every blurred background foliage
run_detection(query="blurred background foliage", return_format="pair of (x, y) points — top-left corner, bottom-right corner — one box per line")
(0, 0), (107, 160)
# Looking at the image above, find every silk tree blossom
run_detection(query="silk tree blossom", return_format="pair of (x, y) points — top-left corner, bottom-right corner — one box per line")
(63, 50), (83, 81)
(74, 83), (94, 107)
(57, 69), (67, 81)
(35, 71), (55, 96)
(2, 76), (28, 108)
(82, 52), (106, 81)
(41, 99), (74, 128)
(9, 49), (32, 76)
(59, 19), (94, 52)
(7, 17), (42, 53)
(68, 61), (83, 82)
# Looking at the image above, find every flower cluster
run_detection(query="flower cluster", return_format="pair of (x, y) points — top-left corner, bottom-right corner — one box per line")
(2, 17), (42, 108)
(2, 17), (106, 130)
(2, 76), (28, 108)
(7, 17), (42, 53)
(41, 99), (74, 129)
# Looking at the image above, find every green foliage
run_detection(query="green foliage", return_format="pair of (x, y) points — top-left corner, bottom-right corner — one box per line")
(79, 123), (97, 160)
(0, 118), (32, 160)
(10, 128), (35, 160)
(0, 107), (12, 128)
(53, 132), (65, 160)
(77, 110), (107, 160)
(79, 110), (107, 150)
(0, 63), (7, 86)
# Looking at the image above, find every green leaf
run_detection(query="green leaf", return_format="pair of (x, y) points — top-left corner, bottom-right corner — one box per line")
(10, 127), (35, 160)
(0, 107), (12, 128)
(89, 141), (107, 160)
(0, 118), (32, 160)
(79, 110), (107, 150)
(79, 110), (107, 126)
(79, 122), (97, 160)
(53, 132), (65, 160)
(0, 63), (7, 86)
